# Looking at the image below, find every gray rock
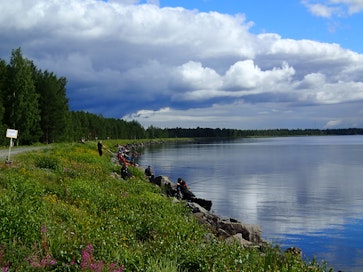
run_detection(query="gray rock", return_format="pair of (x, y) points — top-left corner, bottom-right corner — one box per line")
(225, 233), (253, 247)
(218, 220), (262, 244)
(154, 176), (263, 246)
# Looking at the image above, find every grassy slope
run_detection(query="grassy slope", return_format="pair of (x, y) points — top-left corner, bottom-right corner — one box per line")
(0, 141), (332, 271)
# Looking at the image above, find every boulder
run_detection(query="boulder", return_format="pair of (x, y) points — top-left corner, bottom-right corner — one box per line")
(151, 175), (263, 246)
(190, 211), (262, 245)
(186, 202), (209, 215)
(225, 233), (253, 247)
(156, 176), (213, 211)
(159, 175), (174, 187)
(218, 220), (262, 244)
(189, 197), (212, 211)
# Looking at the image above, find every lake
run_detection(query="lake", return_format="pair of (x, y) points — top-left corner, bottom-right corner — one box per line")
(137, 135), (363, 272)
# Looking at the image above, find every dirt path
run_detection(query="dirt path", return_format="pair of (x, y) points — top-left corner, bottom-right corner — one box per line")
(0, 145), (52, 160)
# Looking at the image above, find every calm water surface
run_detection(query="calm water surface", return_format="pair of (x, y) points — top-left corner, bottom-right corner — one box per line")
(137, 135), (363, 272)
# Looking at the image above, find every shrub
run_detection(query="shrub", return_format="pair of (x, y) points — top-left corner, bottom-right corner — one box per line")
(35, 155), (60, 170)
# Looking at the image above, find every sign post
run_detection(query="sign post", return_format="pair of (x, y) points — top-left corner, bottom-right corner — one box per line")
(5, 129), (18, 164)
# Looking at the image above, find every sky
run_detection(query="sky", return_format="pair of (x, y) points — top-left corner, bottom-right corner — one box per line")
(1, 0), (363, 130)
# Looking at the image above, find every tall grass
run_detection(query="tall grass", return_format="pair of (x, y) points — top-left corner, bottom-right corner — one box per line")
(0, 141), (332, 271)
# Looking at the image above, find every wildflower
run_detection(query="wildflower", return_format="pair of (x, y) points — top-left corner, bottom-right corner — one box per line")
(41, 225), (47, 234)
(26, 253), (57, 269)
(1, 266), (10, 272)
(85, 243), (94, 254)
(80, 243), (94, 269)
(79, 244), (124, 272)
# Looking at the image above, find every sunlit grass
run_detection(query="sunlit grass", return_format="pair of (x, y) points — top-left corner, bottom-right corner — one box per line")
(0, 141), (333, 271)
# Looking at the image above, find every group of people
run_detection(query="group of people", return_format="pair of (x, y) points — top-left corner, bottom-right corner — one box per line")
(116, 144), (137, 180)
(97, 141), (141, 163)
(116, 144), (139, 166)
(97, 141), (136, 180)
(97, 141), (193, 198)
(144, 165), (194, 200)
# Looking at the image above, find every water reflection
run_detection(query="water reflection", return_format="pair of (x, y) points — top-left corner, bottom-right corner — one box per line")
(138, 136), (363, 271)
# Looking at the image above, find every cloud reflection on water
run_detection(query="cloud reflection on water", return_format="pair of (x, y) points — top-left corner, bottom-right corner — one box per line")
(138, 136), (363, 271)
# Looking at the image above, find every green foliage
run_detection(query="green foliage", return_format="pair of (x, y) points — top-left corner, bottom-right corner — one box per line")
(143, 257), (186, 272)
(68, 111), (147, 141)
(35, 69), (69, 143)
(0, 143), (332, 271)
(0, 48), (147, 144)
(0, 59), (7, 145)
(4, 48), (42, 145)
(34, 155), (60, 170)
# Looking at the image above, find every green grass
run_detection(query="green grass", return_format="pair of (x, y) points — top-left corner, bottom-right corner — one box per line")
(0, 141), (333, 271)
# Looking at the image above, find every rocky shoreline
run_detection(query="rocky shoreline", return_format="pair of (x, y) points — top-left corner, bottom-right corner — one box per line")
(107, 141), (307, 263)
(151, 175), (266, 248)
(111, 143), (304, 258)
(149, 175), (306, 259)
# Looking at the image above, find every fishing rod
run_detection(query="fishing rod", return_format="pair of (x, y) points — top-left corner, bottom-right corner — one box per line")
(105, 147), (117, 156)
(181, 177), (212, 187)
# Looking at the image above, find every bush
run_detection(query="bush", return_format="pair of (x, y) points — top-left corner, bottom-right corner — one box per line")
(35, 155), (60, 170)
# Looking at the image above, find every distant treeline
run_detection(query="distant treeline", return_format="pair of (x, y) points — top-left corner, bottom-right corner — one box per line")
(1, 48), (362, 145)
(150, 127), (363, 138)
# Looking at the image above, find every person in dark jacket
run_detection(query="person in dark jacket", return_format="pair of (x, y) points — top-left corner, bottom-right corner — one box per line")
(144, 165), (154, 182)
(121, 164), (132, 180)
(177, 177), (187, 191)
(176, 178), (195, 200)
(97, 141), (103, 156)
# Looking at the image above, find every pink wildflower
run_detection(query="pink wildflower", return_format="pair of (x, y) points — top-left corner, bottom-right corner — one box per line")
(41, 225), (47, 234)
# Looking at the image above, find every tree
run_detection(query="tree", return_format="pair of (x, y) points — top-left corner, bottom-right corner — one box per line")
(0, 59), (7, 145)
(4, 48), (42, 145)
(35, 69), (69, 143)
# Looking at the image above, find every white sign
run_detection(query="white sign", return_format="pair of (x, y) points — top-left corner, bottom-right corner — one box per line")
(6, 129), (18, 139)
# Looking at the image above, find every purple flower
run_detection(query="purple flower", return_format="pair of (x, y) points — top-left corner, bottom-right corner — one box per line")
(41, 225), (47, 234)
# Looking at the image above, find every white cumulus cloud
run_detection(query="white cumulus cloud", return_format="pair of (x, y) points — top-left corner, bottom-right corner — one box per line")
(1, 0), (363, 129)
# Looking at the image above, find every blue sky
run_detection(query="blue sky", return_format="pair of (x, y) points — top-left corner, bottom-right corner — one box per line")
(1, 0), (363, 129)
(158, 0), (362, 53)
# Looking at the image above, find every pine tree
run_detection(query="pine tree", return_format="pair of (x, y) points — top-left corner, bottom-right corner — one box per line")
(4, 48), (42, 145)
(35, 69), (69, 143)
(0, 59), (7, 145)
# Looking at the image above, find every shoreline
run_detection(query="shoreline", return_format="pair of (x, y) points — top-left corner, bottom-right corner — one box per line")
(145, 174), (305, 258)
(132, 139), (339, 270)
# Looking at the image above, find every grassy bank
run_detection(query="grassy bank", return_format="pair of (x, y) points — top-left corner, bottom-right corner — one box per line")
(0, 141), (332, 271)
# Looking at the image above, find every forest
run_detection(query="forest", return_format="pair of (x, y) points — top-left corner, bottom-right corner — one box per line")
(0, 48), (146, 145)
(1, 48), (362, 146)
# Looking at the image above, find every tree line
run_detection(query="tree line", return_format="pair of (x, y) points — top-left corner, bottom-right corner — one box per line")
(1, 48), (362, 146)
(0, 48), (147, 145)
(148, 127), (363, 138)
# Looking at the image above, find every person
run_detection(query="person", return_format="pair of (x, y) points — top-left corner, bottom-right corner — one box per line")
(117, 151), (128, 166)
(121, 164), (132, 180)
(144, 165), (154, 182)
(176, 178), (195, 200)
(97, 141), (103, 156)
(176, 177), (186, 190)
